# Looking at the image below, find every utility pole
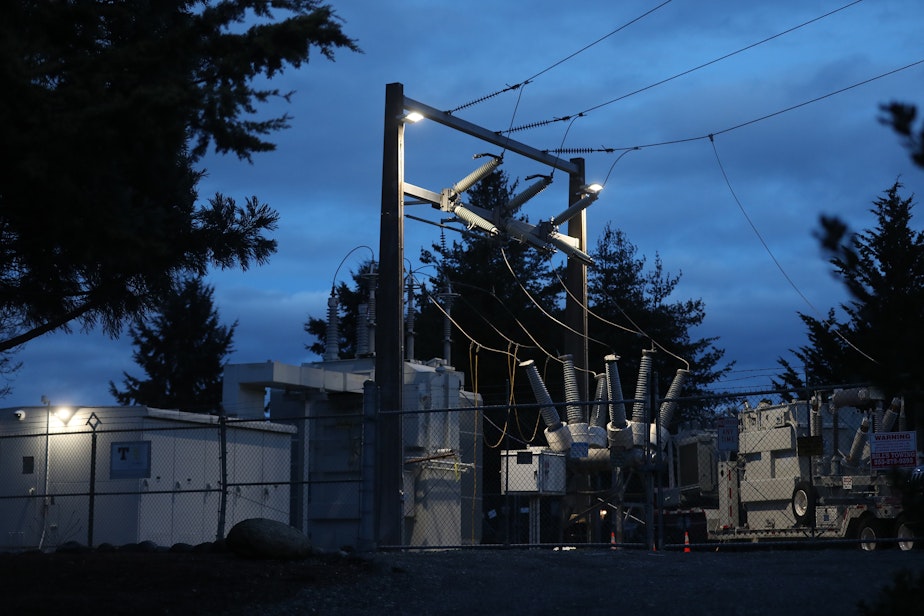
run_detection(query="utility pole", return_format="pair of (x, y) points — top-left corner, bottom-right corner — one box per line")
(565, 157), (589, 401)
(375, 82), (405, 546)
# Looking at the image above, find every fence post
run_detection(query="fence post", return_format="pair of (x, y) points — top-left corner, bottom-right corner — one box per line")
(358, 381), (378, 552)
(216, 411), (229, 542)
(86, 412), (101, 547)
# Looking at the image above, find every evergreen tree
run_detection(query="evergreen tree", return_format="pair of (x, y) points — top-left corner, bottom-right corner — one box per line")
(881, 102), (924, 169)
(109, 277), (236, 412)
(414, 170), (563, 403)
(587, 223), (732, 426)
(773, 309), (852, 393)
(0, 1), (358, 353)
(0, 312), (21, 399)
(778, 182), (924, 421)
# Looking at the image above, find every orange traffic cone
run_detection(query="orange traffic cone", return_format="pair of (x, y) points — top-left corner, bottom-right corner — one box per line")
(683, 531), (691, 553)
(610, 531), (617, 550)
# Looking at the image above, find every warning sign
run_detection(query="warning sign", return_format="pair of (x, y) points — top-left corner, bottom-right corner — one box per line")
(716, 416), (738, 452)
(870, 431), (917, 470)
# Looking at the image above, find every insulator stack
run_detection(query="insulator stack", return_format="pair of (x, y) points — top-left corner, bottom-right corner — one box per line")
(450, 155), (502, 197)
(363, 264), (377, 356)
(590, 373), (608, 429)
(355, 303), (370, 356)
(451, 204), (498, 235)
(811, 403), (822, 438)
(323, 292), (340, 361)
(604, 354), (627, 428)
(632, 350), (655, 422)
(846, 417), (870, 466)
(658, 369), (690, 428)
(520, 360), (562, 430)
(502, 175), (552, 217)
(883, 397), (902, 432)
(560, 355), (583, 425)
(405, 277), (416, 361)
(520, 360), (572, 452)
(438, 285), (458, 364)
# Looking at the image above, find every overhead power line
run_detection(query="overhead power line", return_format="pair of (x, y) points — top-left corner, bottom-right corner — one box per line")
(447, 0), (673, 114)
(556, 58), (924, 154)
(504, 0), (865, 135)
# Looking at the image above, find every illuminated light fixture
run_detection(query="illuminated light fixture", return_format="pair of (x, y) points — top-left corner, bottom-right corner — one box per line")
(579, 183), (603, 194)
(53, 407), (74, 426)
(399, 110), (424, 124)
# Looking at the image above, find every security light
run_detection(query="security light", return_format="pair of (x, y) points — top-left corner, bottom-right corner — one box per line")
(579, 183), (603, 194)
(400, 111), (424, 124)
(53, 407), (74, 426)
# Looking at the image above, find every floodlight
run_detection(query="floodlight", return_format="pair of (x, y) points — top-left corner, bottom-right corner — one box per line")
(399, 110), (424, 124)
(579, 183), (603, 194)
(53, 407), (74, 426)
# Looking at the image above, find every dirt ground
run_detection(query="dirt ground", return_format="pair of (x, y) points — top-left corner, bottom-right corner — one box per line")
(2, 544), (923, 615)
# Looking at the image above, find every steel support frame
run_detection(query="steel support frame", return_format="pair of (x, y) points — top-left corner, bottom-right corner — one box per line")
(376, 82), (589, 546)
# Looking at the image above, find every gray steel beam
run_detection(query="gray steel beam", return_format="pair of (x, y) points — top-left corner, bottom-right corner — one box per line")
(403, 97), (580, 176)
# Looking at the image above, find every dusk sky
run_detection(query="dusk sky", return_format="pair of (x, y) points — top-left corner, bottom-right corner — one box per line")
(5, 0), (924, 409)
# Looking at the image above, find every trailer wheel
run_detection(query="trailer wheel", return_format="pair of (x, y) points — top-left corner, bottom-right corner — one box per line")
(857, 517), (883, 551)
(895, 516), (916, 551)
(791, 481), (816, 526)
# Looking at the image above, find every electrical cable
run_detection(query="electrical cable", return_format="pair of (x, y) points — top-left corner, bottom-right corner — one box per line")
(579, 0), (863, 118)
(446, 0), (674, 115)
(554, 270), (691, 370)
(567, 58), (924, 154)
(499, 247), (610, 365)
(503, 0), (865, 135)
(330, 245), (375, 290)
(448, 280), (542, 350)
(708, 135), (879, 366)
(423, 292), (523, 361)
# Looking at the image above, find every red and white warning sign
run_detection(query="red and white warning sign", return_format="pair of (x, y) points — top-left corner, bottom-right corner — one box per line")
(870, 431), (918, 470)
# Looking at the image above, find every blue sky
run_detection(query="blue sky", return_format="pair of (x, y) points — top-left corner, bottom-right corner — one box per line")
(5, 0), (924, 408)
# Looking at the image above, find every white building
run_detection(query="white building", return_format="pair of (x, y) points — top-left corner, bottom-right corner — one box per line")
(0, 405), (294, 550)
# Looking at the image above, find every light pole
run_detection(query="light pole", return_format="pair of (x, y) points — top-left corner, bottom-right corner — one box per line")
(37, 396), (73, 550)
(39, 396), (51, 550)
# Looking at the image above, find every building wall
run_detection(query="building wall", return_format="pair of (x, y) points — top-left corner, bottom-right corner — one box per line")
(0, 406), (293, 550)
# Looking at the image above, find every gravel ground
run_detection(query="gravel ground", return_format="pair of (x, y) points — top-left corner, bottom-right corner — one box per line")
(266, 546), (924, 616)
(5, 544), (922, 615)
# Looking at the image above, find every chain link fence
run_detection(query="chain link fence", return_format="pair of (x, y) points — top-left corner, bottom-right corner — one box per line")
(0, 407), (292, 551)
(390, 387), (923, 552)
(2, 387), (921, 553)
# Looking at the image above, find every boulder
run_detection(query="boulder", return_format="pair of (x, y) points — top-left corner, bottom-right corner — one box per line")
(226, 518), (313, 560)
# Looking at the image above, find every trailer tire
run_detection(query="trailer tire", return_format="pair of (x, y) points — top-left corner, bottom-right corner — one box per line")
(791, 481), (816, 526)
(857, 517), (883, 551)
(895, 516), (916, 551)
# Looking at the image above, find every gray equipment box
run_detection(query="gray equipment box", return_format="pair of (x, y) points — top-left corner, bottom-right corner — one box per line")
(500, 448), (566, 495)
